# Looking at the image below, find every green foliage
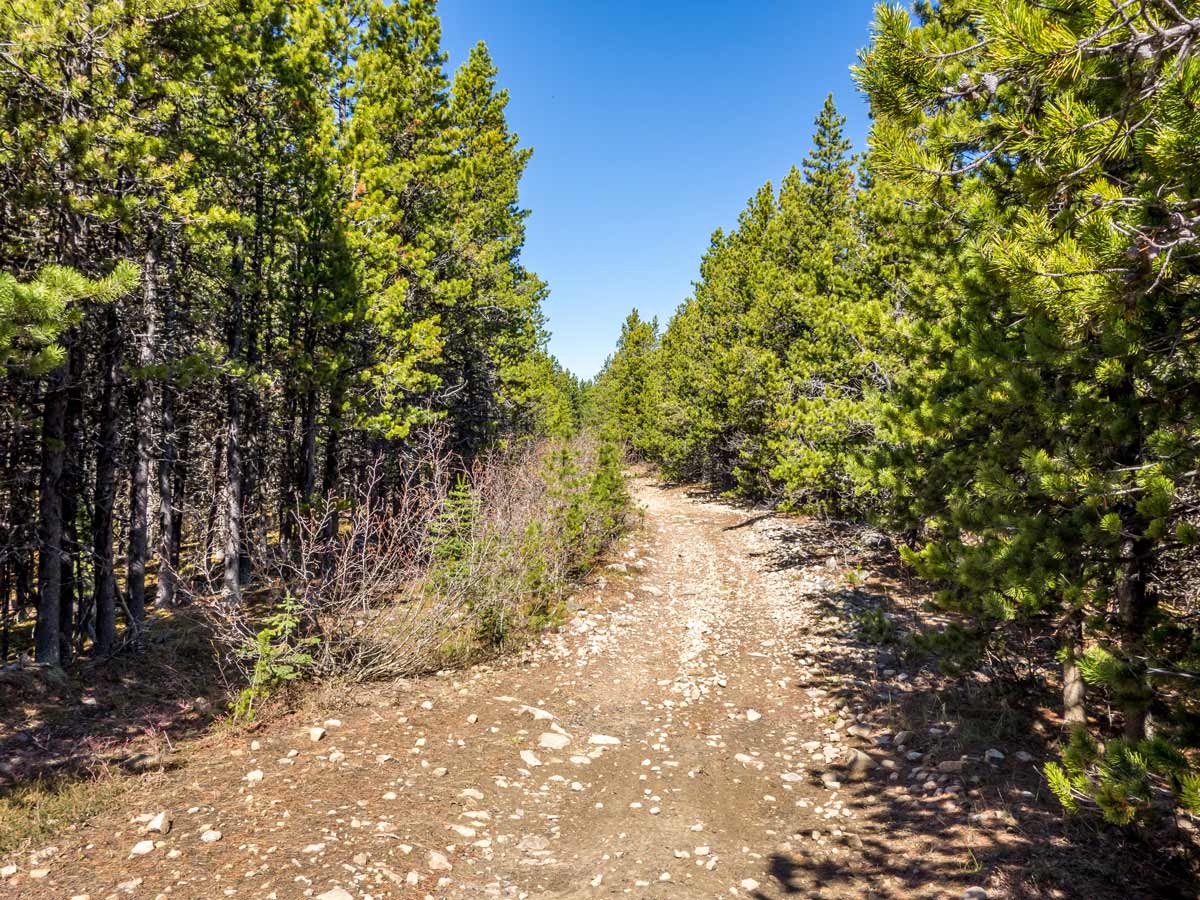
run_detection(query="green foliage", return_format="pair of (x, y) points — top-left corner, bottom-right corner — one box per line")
(1047, 726), (1200, 825)
(232, 595), (318, 722)
(853, 607), (898, 645)
(0, 263), (137, 372)
(588, 96), (895, 512)
(853, 0), (1200, 825)
(586, 310), (662, 457)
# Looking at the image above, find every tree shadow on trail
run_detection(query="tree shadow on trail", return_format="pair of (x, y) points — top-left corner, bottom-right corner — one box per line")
(739, 517), (1200, 900)
(0, 606), (227, 852)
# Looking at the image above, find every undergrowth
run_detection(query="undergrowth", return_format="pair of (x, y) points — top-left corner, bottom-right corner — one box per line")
(216, 431), (630, 719)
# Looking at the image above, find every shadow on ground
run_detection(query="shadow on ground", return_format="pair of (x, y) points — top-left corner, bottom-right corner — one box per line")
(0, 606), (228, 852)
(742, 516), (1199, 900)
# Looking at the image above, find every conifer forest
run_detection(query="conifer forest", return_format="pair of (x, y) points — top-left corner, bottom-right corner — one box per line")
(4, 2), (1200, 898)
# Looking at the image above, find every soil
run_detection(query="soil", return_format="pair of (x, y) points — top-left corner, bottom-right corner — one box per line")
(2, 477), (1195, 900)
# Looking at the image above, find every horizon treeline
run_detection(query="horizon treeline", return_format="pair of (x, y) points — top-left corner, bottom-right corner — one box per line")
(590, 0), (1200, 825)
(0, 0), (583, 667)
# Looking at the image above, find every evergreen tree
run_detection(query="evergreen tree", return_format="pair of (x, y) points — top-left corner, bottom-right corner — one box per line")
(0, 0), (566, 663)
(857, 0), (1200, 820)
(588, 310), (661, 457)
(768, 96), (878, 513)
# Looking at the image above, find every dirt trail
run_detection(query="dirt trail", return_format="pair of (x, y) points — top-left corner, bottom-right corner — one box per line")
(6, 479), (1030, 900)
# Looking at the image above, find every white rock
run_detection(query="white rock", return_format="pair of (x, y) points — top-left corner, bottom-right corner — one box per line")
(146, 811), (171, 834)
(309, 727), (326, 742)
(1015, 750), (1035, 763)
(316, 889), (354, 900)
(245, 769), (264, 783)
(587, 734), (620, 746)
(520, 749), (542, 767)
(740, 878), (761, 890)
(130, 840), (155, 857)
(200, 829), (222, 843)
(538, 732), (571, 750)
(745, 709), (762, 722)
(984, 748), (1005, 763)
(428, 850), (452, 871)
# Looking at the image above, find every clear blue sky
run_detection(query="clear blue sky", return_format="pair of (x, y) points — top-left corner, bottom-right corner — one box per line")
(439, 0), (877, 379)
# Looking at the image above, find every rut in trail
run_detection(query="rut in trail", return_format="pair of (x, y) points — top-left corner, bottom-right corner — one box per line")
(18, 478), (1017, 900)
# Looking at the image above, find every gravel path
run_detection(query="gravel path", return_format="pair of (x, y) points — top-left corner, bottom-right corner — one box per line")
(7, 478), (1003, 900)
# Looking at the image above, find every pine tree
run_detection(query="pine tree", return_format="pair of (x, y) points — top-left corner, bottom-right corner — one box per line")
(2, 264), (139, 664)
(588, 310), (661, 457)
(767, 95), (878, 513)
(857, 0), (1200, 821)
(442, 42), (544, 453)
(652, 184), (781, 492)
(0, 0), (562, 663)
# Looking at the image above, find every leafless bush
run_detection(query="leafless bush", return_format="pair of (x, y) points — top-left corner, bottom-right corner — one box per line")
(206, 430), (629, 699)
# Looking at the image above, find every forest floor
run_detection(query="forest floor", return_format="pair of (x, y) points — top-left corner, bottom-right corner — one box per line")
(2, 477), (1195, 900)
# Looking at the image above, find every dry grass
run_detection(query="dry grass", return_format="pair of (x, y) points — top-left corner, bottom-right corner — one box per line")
(0, 766), (133, 855)
(205, 431), (629, 709)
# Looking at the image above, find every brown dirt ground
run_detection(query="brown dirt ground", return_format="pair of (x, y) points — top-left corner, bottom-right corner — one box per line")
(2, 477), (1197, 900)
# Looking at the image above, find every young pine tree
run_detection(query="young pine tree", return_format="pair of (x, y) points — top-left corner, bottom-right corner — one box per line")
(857, 0), (1200, 822)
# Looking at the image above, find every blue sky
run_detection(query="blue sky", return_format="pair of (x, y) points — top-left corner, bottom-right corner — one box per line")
(439, 1), (878, 379)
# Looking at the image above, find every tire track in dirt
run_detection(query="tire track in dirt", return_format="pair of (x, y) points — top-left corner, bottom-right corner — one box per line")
(7, 477), (1000, 900)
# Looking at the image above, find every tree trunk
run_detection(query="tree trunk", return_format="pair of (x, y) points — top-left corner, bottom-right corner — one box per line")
(155, 381), (177, 608)
(59, 338), (86, 661)
(223, 389), (243, 604)
(1117, 534), (1155, 740)
(288, 386), (317, 549)
(93, 306), (121, 655)
(1, 563), (10, 663)
(223, 237), (245, 605)
(169, 409), (188, 600)
(126, 241), (160, 637)
(237, 405), (255, 586)
(1062, 614), (1086, 728)
(35, 358), (69, 666)
(155, 260), (178, 609)
(319, 378), (345, 549)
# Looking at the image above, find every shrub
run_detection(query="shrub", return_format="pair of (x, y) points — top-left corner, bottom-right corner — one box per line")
(230, 595), (318, 721)
(209, 431), (630, 708)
